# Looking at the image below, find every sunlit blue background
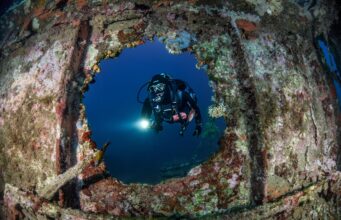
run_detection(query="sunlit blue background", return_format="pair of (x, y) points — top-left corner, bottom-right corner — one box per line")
(83, 38), (225, 184)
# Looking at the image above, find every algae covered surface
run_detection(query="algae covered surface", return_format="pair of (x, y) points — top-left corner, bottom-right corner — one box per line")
(0, 0), (340, 219)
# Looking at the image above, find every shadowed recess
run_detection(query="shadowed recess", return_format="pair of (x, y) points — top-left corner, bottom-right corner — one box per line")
(83, 38), (226, 184)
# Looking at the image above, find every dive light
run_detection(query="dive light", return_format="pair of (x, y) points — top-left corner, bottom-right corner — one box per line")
(139, 119), (150, 129)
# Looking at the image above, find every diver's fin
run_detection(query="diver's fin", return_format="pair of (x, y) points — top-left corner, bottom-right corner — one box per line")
(179, 122), (189, 136)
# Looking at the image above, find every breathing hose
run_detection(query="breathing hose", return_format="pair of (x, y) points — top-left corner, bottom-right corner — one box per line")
(137, 81), (150, 104)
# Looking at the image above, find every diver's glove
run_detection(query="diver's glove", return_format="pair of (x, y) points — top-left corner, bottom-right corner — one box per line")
(193, 124), (202, 136)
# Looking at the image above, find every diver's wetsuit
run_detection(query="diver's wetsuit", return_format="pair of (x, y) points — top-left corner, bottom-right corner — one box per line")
(141, 78), (202, 132)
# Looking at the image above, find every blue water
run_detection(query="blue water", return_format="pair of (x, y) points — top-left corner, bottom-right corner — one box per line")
(318, 39), (341, 108)
(83, 38), (225, 184)
(0, 0), (24, 16)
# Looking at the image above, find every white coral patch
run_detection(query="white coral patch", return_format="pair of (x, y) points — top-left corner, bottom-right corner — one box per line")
(84, 45), (99, 71)
(228, 174), (239, 189)
(188, 165), (202, 176)
(208, 103), (226, 118)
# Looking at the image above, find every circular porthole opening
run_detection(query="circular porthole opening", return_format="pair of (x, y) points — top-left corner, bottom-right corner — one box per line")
(83, 38), (225, 184)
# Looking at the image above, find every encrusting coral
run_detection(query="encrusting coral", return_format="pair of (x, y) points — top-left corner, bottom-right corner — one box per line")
(0, 0), (340, 219)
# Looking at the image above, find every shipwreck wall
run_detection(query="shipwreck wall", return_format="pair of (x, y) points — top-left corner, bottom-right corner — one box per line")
(0, 0), (340, 219)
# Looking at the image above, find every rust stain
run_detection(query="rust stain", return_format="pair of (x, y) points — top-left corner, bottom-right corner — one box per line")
(236, 19), (257, 32)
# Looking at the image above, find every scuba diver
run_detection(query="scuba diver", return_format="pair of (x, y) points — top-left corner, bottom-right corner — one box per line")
(138, 73), (202, 136)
